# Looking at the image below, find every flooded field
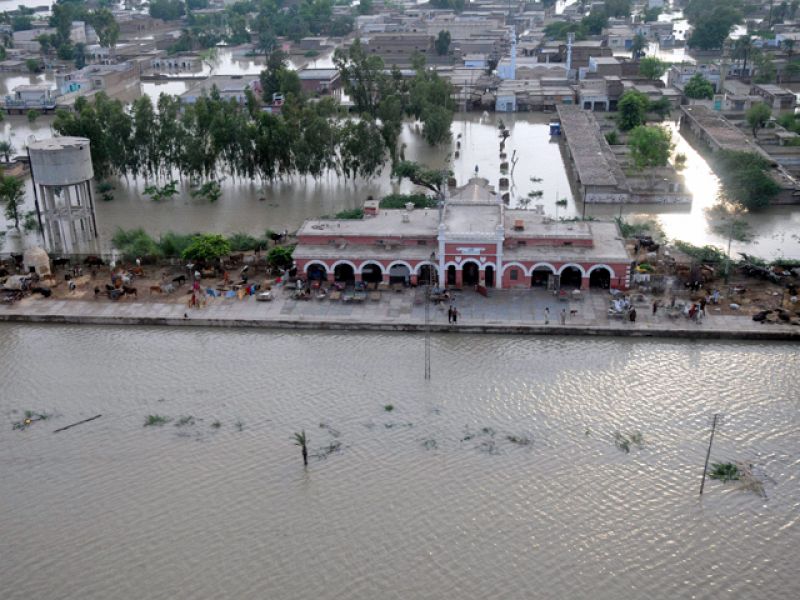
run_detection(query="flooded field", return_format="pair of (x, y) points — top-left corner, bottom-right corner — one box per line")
(0, 324), (798, 599)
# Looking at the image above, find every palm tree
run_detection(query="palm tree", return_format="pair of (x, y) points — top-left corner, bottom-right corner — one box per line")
(733, 36), (754, 79)
(293, 430), (308, 466)
(0, 141), (15, 163)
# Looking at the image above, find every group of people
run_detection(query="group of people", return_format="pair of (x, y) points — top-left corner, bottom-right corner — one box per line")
(543, 307), (570, 325)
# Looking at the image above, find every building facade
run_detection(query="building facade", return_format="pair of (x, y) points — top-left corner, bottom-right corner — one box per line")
(294, 178), (631, 291)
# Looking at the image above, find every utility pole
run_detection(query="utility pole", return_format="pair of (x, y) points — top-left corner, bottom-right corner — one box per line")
(699, 413), (724, 496)
(424, 250), (435, 380)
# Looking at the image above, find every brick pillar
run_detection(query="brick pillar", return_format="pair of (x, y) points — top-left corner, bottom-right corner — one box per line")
(455, 269), (463, 288)
(410, 274), (418, 286)
(354, 273), (362, 282)
(581, 276), (590, 290)
(383, 274), (391, 283)
(327, 272), (335, 283)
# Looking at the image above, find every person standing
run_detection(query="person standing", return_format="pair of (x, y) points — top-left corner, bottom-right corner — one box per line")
(629, 307), (637, 323)
(452, 308), (458, 324)
(448, 306), (453, 323)
(560, 308), (567, 325)
(652, 300), (658, 316)
(699, 297), (707, 316)
(544, 307), (550, 325)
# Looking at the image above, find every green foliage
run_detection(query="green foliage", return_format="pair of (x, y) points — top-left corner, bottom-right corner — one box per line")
(746, 103), (771, 138)
(714, 150), (780, 210)
(333, 208), (364, 219)
(158, 232), (196, 257)
(12, 15), (33, 32)
(384, 404), (394, 412)
(227, 232), (261, 252)
(379, 193), (436, 209)
(615, 217), (663, 239)
(617, 90), (650, 131)
(683, 73), (714, 100)
(266, 245), (294, 269)
(435, 30), (451, 56)
(27, 110), (39, 123)
(149, 0), (185, 21)
(144, 180), (179, 202)
(144, 414), (170, 426)
(674, 240), (728, 263)
(182, 233), (231, 261)
(639, 57), (667, 80)
(96, 180), (115, 202)
(604, 130), (621, 145)
(392, 161), (447, 194)
(429, 0), (465, 10)
(0, 173), (24, 230)
(112, 227), (161, 260)
(709, 462), (740, 481)
(25, 58), (41, 73)
(190, 179), (223, 203)
(644, 6), (661, 22)
(0, 140), (15, 162)
(685, 0), (743, 50)
(22, 211), (38, 233)
(628, 126), (673, 170)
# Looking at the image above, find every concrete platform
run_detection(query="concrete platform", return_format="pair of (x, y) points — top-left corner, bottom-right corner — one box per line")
(1, 287), (798, 341)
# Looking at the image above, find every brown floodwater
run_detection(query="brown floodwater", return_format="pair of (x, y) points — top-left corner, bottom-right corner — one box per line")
(0, 325), (798, 599)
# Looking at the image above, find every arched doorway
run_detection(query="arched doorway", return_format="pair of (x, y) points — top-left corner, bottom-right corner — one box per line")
(418, 264), (438, 286)
(334, 263), (355, 282)
(361, 263), (383, 284)
(307, 263), (327, 282)
(589, 267), (611, 289)
(531, 266), (554, 287)
(560, 266), (583, 289)
(389, 264), (411, 285)
(463, 262), (479, 286)
(485, 265), (495, 287)
(447, 265), (456, 286)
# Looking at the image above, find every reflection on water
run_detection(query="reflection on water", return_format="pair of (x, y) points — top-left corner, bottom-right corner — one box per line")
(0, 325), (798, 600)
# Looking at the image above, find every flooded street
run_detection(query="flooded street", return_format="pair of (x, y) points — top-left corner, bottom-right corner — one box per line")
(0, 324), (798, 599)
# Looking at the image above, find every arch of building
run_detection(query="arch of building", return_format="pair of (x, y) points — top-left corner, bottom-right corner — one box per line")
(587, 263), (615, 289)
(557, 263), (586, 277)
(303, 260), (329, 273)
(529, 262), (558, 276)
(332, 260), (357, 282)
(357, 261), (386, 274)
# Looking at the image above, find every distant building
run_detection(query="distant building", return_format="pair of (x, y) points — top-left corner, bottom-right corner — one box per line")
(297, 69), (342, 96)
(180, 75), (258, 105)
(3, 84), (57, 113)
(751, 83), (797, 112)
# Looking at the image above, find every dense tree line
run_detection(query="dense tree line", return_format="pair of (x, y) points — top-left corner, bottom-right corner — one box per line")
(52, 47), (454, 190)
(685, 0), (743, 50)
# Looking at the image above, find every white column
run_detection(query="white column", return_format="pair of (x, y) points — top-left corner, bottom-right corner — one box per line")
(495, 226), (504, 289)
(437, 223), (446, 286)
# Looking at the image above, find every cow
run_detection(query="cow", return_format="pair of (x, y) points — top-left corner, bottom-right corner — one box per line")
(172, 275), (186, 286)
(84, 256), (104, 267)
(122, 286), (137, 299)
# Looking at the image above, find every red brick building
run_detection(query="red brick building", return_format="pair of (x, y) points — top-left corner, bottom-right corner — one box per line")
(294, 178), (631, 290)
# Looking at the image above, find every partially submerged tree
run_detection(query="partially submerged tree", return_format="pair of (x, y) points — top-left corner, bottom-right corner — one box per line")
(628, 126), (674, 171)
(293, 430), (308, 466)
(0, 172), (24, 230)
(639, 56), (666, 80)
(392, 161), (447, 195)
(715, 150), (780, 211)
(181, 233), (231, 262)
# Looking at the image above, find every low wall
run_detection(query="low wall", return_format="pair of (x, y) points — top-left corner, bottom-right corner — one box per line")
(1, 312), (798, 342)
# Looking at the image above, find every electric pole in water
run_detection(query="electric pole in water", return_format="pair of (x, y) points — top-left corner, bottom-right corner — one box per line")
(424, 251), (435, 380)
(699, 413), (724, 496)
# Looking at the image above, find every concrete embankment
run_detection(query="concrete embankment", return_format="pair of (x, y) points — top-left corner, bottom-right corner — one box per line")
(1, 311), (798, 342)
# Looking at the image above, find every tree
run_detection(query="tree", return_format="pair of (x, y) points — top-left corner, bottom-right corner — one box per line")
(293, 430), (308, 466)
(357, 0), (373, 15)
(392, 160), (447, 195)
(0, 141), (15, 162)
(683, 73), (714, 99)
(617, 90), (649, 131)
(685, 0), (743, 50)
(149, 0), (185, 21)
(25, 58), (40, 73)
(733, 35), (754, 78)
(644, 6), (661, 22)
(435, 30), (451, 56)
(267, 245), (294, 269)
(630, 33), (647, 60)
(27, 109), (39, 123)
(111, 227), (161, 260)
(582, 9), (608, 35)
(628, 126), (673, 171)
(12, 15), (33, 32)
(639, 56), (666, 80)
(181, 233), (231, 262)
(746, 103), (771, 138)
(88, 8), (120, 50)
(715, 150), (779, 210)
(0, 173), (25, 230)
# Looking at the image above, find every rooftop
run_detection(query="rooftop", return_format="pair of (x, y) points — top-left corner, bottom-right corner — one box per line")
(298, 69), (340, 80)
(556, 105), (622, 188)
(298, 209), (439, 238)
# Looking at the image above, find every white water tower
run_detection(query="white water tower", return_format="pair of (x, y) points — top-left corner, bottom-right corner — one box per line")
(27, 137), (98, 254)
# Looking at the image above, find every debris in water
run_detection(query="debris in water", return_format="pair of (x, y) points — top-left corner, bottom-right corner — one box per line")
(613, 430), (644, 453)
(53, 414), (102, 433)
(144, 415), (170, 427)
(384, 404), (395, 412)
(313, 440), (342, 460)
(235, 420), (244, 431)
(12, 411), (50, 430)
(319, 422), (341, 437)
(175, 416), (196, 427)
(210, 420), (222, 429)
(708, 462), (739, 482)
(422, 438), (438, 450)
(506, 434), (532, 446)
(384, 422), (413, 429)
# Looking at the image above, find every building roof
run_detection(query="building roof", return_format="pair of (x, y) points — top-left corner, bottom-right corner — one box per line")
(298, 69), (340, 80)
(298, 209), (439, 238)
(556, 105), (621, 188)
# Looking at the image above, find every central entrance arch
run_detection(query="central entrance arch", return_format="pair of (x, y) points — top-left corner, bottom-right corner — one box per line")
(389, 263), (411, 284)
(334, 263), (355, 283)
(361, 263), (383, 284)
(531, 265), (555, 287)
(418, 264), (438, 286)
(559, 265), (583, 289)
(306, 263), (327, 282)
(462, 262), (480, 286)
(447, 265), (456, 286)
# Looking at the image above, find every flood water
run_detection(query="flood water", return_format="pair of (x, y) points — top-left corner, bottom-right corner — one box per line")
(0, 324), (798, 599)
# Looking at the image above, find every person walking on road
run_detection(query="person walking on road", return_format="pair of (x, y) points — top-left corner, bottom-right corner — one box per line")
(544, 307), (550, 325)
(629, 307), (637, 323)
(448, 306), (453, 323)
(452, 308), (458, 324)
(560, 308), (567, 325)
(652, 300), (658, 317)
